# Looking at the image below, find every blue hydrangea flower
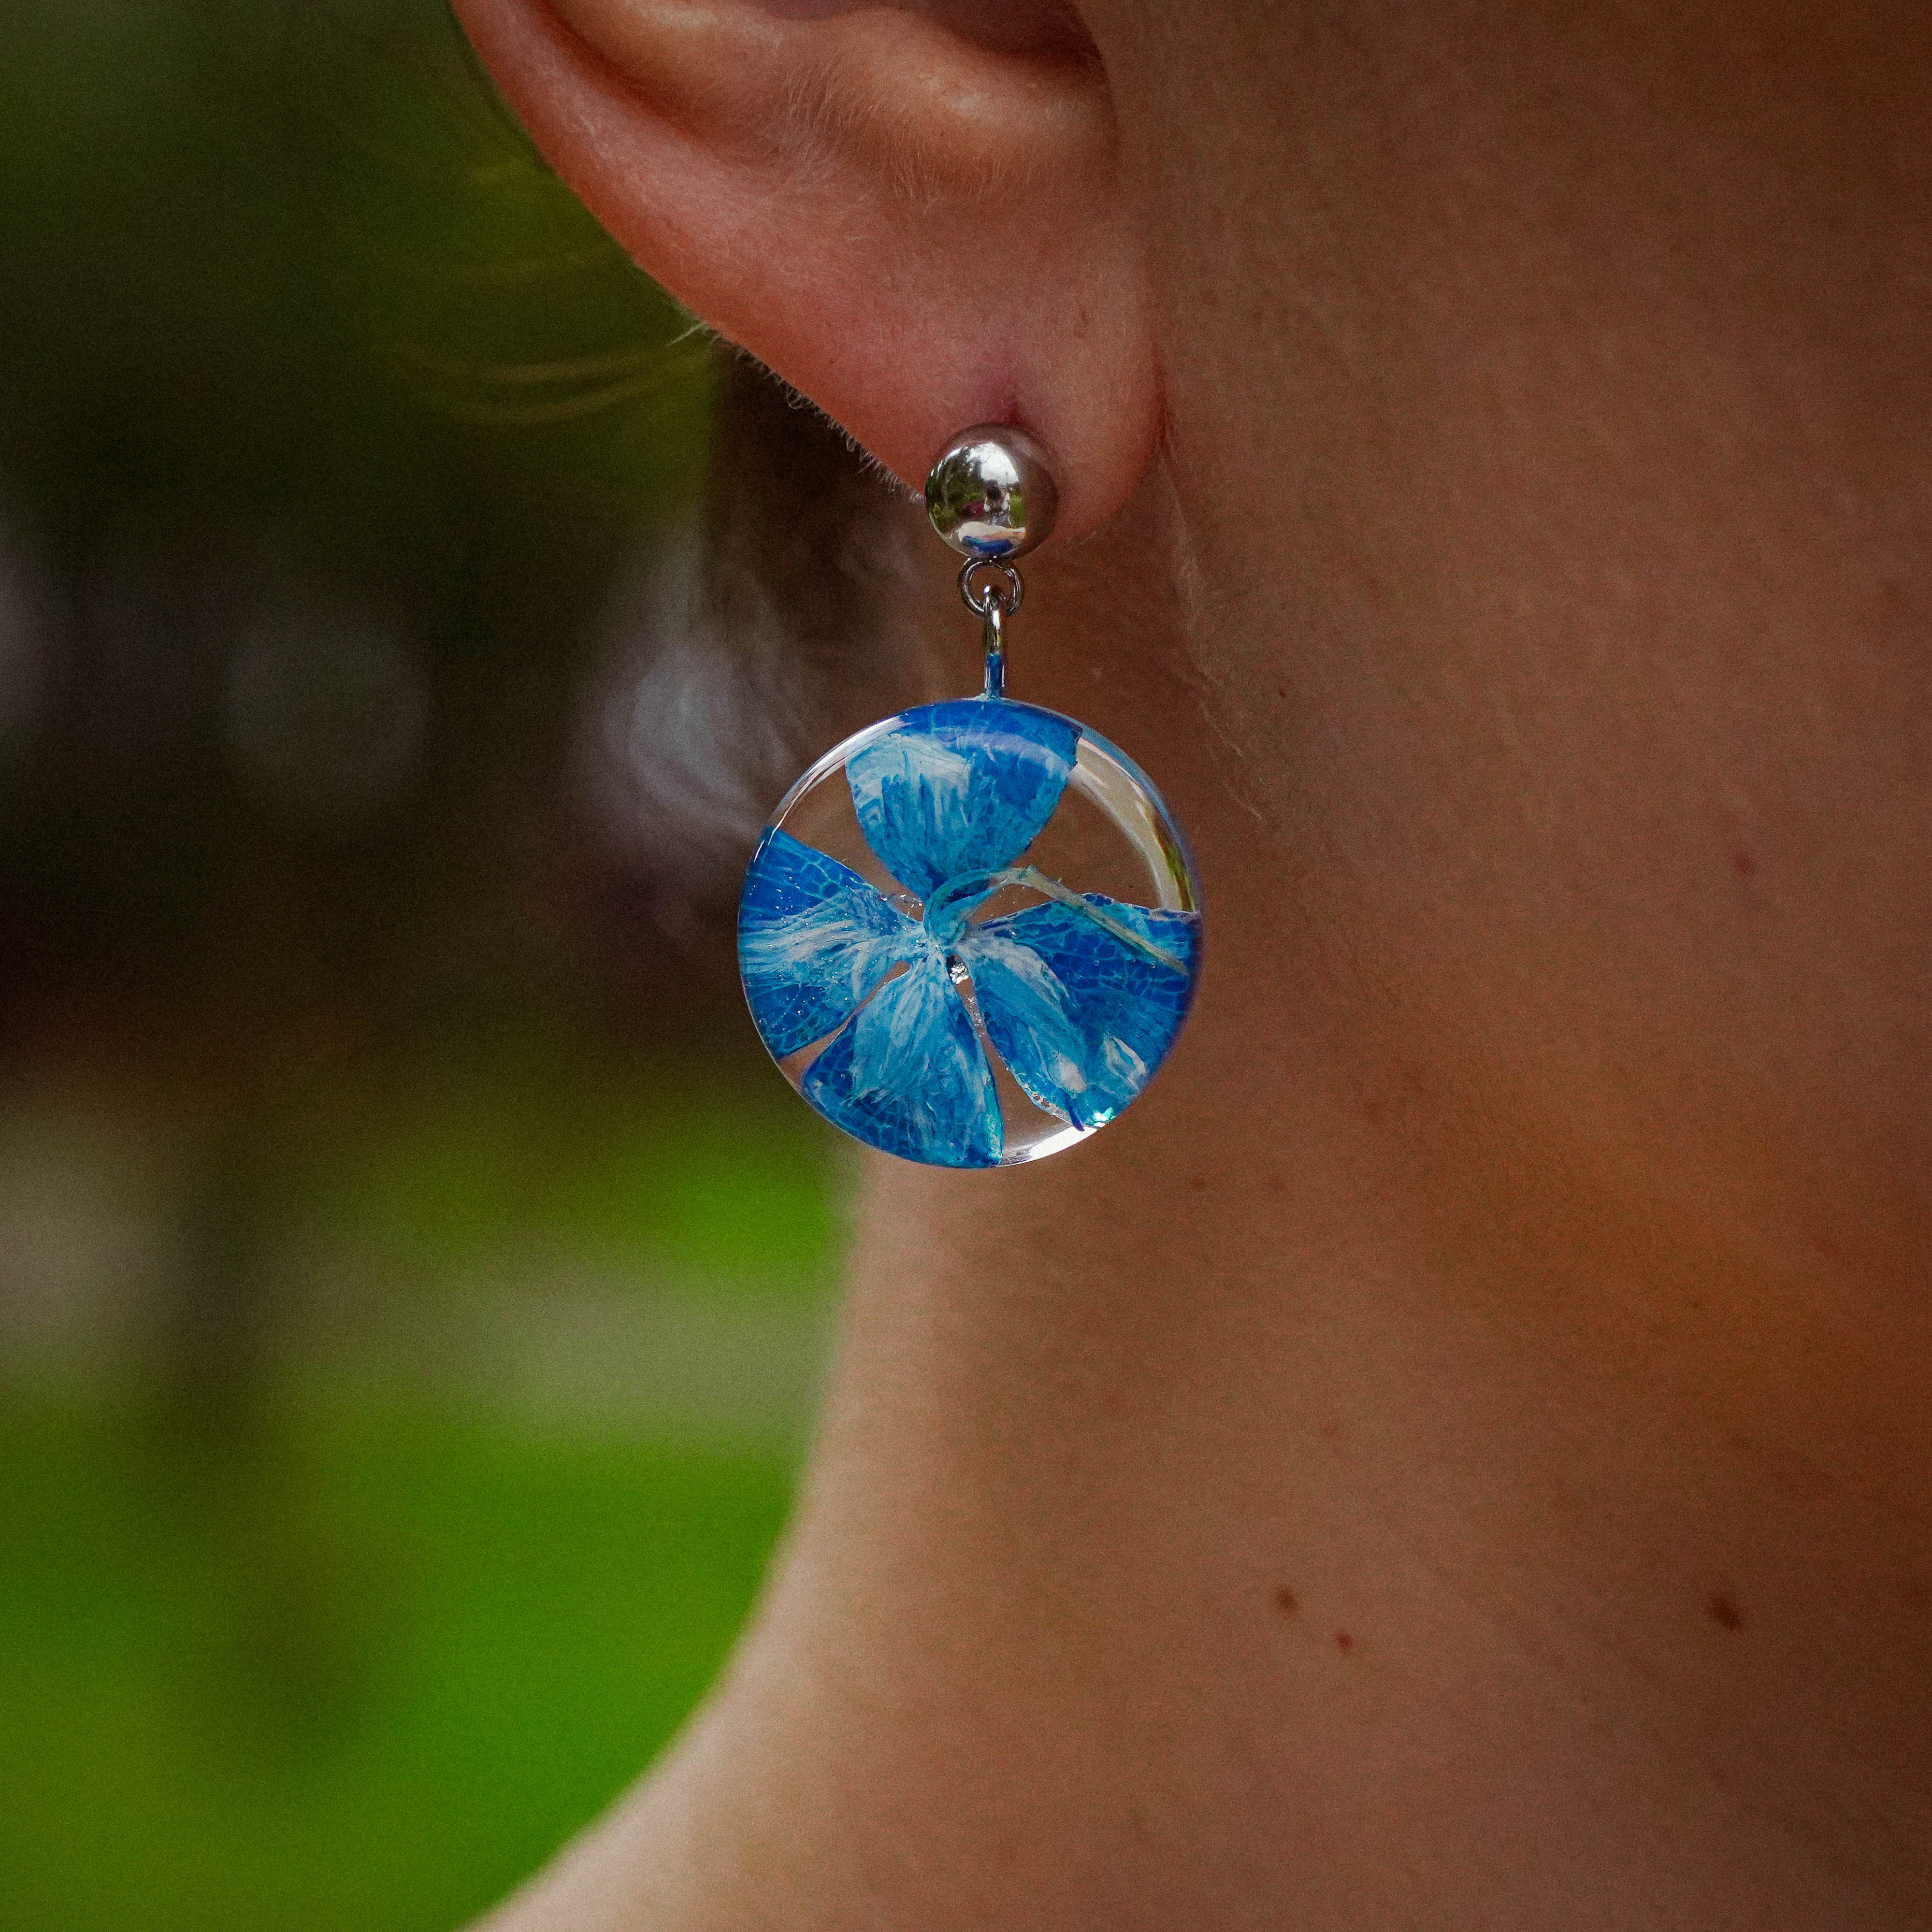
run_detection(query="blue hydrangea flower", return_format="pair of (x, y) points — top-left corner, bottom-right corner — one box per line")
(739, 700), (1201, 1167)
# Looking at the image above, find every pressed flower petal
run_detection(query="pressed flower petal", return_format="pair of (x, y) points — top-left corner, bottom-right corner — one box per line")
(845, 700), (1079, 899)
(738, 827), (924, 1057)
(801, 950), (1001, 1168)
(958, 896), (1201, 1131)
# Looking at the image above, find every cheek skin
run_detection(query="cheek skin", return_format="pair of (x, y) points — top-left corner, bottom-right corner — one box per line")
(1103, 0), (1932, 1312)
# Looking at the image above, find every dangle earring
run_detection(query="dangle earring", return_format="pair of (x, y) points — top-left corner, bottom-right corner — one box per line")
(737, 425), (1202, 1169)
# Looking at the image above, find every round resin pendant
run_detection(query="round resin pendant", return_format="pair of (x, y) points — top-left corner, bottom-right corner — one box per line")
(738, 697), (1201, 1169)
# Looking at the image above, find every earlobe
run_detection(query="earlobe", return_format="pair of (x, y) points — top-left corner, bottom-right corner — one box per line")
(451, 0), (1158, 541)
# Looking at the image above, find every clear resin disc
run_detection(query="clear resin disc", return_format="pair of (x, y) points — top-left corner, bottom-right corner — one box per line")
(738, 698), (1202, 1169)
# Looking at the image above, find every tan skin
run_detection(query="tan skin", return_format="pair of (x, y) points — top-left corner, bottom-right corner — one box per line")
(449, 0), (1932, 1924)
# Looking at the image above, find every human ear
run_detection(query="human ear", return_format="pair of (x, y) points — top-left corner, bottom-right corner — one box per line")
(451, 0), (1156, 543)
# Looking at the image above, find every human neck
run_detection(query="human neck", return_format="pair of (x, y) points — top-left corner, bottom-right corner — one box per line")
(481, 759), (1932, 1928)
(474, 6), (1932, 1895)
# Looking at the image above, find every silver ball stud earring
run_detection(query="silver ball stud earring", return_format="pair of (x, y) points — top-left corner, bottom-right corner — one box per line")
(736, 423), (1202, 1169)
(924, 423), (1060, 561)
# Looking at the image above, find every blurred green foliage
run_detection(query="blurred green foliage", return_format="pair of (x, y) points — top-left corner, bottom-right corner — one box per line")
(0, 0), (715, 1031)
(313, 1064), (837, 1288)
(0, 1402), (791, 1931)
(0, 5), (833, 1927)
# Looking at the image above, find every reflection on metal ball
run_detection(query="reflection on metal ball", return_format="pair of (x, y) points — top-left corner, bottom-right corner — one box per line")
(925, 425), (1060, 561)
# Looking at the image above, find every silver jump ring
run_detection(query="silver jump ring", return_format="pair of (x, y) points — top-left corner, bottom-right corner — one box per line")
(959, 557), (1023, 618)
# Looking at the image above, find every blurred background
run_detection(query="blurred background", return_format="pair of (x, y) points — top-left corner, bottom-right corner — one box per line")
(0, 5), (917, 1925)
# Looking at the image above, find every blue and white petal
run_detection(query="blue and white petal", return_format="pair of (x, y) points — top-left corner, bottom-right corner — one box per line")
(801, 950), (1001, 1169)
(738, 827), (923, 1057)
(845, 700), (1079, 899)
(957, 897), (1201, 1131)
